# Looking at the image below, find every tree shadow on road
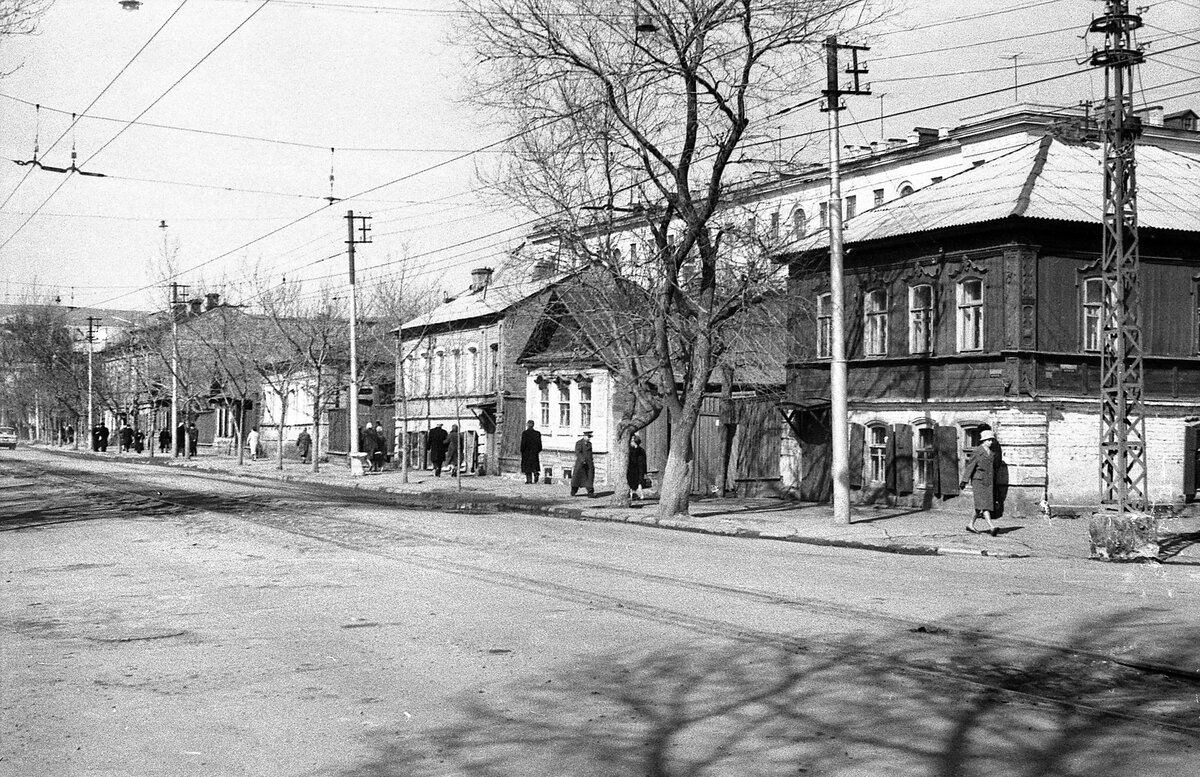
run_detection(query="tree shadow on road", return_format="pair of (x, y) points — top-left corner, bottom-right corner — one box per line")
(340, 611), (1200, 777)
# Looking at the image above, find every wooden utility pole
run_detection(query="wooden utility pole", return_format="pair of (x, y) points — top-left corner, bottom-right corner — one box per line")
(822, 36), (869, 525)
(1088, 0), (1157, 560)
(86, 316), (100, 444)
(346, 210), (372, 476)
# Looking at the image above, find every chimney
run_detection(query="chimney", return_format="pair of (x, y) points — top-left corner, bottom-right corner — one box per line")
(530, 258), (558, 281)
(911, 127), (939, 146)
(469, 267), (493, 293)
(205, 292), (220, 310)
(188, 298), (202, 315)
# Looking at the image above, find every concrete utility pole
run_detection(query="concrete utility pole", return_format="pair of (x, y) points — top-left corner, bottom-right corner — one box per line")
(86, 316), (100, 444)
(346, 210), (372, 477)
(822, 36), (870, 525)
(1087, 0), (1156, 560)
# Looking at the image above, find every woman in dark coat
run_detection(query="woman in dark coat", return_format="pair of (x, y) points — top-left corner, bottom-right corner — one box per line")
(361, 424), (379, 472)
(427, 424), (448, 476)
(960, 429), (998, 535)
(626, 434), (648, 500)
(570, 430), (595, 497)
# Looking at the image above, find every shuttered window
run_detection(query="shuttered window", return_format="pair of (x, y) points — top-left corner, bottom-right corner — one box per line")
(868, 424), (888, 482)
(909, 284), (933, 354)
(915, 425), (937, 490)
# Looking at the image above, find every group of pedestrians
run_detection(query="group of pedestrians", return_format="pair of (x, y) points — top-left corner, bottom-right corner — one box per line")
(360, 421), (391, 473)
(518, 421), (650, 500)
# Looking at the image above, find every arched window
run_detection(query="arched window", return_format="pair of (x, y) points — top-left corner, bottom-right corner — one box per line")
(792, 207), (806, 238)
(867, 423), (889, 483)
(467, 345), (479, 392)
(898, 182), (915, 197)
(913, 421), (937, 490)
(957, 279), (984, 352)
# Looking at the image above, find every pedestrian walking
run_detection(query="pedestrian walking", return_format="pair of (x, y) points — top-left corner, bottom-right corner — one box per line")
(187, 422), (198, 457)
(627, 433), (648, 500)
(176, 423), (186, 456)
(66, 424), (75, 445)
(248, 427), (261, 460)
(297, 427), (312, 464)
(158, 428), (170, 453)
(362, 423), (379, 473)
(570, 430), (595, 497)
(447, 424), (460, 476)
(90, 424), (100, 451)
(97, 422), (109, 452)
(134, 429), (145, 454)
(373, 422), (388, 471)
(427, 423), (448, 476)
(118, 422), (133, 453)
(961, 428), (999, 536)
(520, 420), (542, 484)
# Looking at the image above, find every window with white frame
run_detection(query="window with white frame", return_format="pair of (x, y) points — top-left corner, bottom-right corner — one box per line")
(1082, 277), (1103, 352)
(467, 346), (479, 392)
(539, 381), (550, 426)
(863, 288), (888, 356)
(915, 424), (936, 490)
(792, 207), (806, 238)
(579, 382), (592, 428)
(817, 293), (832, 359)
(873, 188), (884, 207)
(957, 279), (984, 352)
(909, 284), (933, 354)
(769, 211), (780, 240)
(868, 424), (888, 482)
(489, 344), (499, 390)
(435, 349), (446, 394)
(558, 382), (571, 427)
(451, 348), (462, 391)
(845, 195), (857, 220)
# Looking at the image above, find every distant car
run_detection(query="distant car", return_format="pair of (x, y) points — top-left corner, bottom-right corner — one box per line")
(0, 426), (16, 450)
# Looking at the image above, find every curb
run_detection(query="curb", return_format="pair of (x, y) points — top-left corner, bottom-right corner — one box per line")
(39, 448), (1019, 559)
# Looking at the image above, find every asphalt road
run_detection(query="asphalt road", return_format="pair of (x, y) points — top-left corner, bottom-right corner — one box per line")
(3, 449), (1199, 776)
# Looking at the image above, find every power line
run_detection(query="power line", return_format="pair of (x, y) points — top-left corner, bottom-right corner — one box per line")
(0, 0), (192, 213)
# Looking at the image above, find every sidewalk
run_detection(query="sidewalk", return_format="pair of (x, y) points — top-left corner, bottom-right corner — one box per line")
(40, 446), (1200, 562)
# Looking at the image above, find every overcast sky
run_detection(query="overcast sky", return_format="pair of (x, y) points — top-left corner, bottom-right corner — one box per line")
(0, 0), (1196, 312)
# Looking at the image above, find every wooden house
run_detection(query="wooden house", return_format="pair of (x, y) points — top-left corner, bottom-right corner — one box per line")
(782, 133), (1200, 515)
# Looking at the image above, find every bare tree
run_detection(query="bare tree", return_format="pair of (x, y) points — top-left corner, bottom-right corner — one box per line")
(461, 0), (881, 515)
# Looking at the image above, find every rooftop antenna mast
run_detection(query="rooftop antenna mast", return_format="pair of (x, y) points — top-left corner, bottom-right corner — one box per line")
(1088, 0), (1156, 560)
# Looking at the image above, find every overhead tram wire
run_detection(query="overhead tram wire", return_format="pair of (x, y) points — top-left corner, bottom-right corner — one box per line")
(88, 109), (587, 309)
(0, 0), (192, 215)
(93, 23), (1200, 308)
(0, 0), (270, 254)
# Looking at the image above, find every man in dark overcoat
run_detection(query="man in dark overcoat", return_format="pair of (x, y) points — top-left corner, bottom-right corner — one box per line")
(520, 420), (543, 484)
(98, 422), (109, 452)
(427, 423), (448, 476)
(187, 422), (199, 457)
(570, 430), (595, 497)
(960, 429), (998, 535)
(159, 428), (170, 453)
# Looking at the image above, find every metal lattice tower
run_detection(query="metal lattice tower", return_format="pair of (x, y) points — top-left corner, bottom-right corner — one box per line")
(1090, 0), (1146, 513)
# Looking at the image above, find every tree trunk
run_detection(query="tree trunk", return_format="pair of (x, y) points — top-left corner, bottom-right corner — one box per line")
(311, 372), (322, 474)
(234, 403), (244, 465)
(276, 396), (288, 471)
(657, 432), (694, 518)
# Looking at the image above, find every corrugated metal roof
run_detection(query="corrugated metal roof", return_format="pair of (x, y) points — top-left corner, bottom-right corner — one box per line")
(784, 135), (1200, 253)
(399, 271), (573, 333)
